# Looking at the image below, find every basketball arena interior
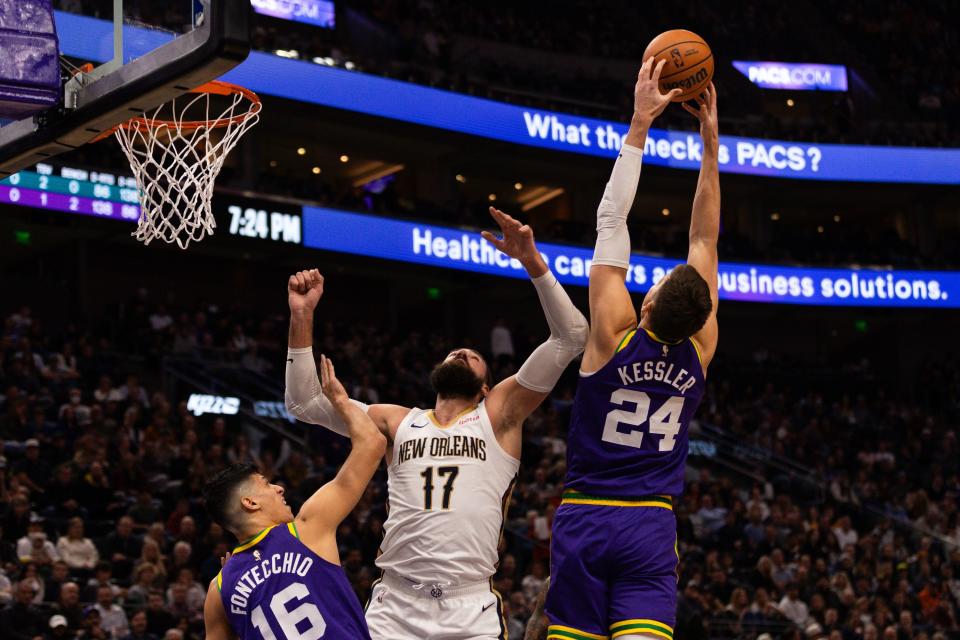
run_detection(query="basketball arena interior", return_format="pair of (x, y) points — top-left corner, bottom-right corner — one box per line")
(0, 1), (958, 639)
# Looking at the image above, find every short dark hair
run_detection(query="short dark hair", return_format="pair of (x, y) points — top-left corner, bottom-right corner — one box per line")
(648, 264), (712, 343)
(203, 463), (258, 532)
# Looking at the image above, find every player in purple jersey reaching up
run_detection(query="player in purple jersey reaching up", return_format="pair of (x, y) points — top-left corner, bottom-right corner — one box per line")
(544, 60), (721, 640)
(202, 354), (386, 640)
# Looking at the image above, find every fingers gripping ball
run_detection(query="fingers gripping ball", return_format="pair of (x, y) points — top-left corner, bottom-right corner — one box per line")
(642, 29), (714, 102)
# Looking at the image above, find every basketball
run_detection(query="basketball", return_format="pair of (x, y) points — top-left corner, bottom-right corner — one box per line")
(642, 29), (714, 102)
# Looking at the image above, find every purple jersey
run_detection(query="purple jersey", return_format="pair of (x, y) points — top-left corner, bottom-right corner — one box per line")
(218, 523), (370, 640)
(564, 327), (705, 497)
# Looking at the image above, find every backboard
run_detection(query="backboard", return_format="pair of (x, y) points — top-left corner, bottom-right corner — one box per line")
(0, 0), (250, 178)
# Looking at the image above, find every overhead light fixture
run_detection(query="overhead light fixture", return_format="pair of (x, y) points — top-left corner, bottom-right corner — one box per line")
(339, 155), (349, 163)
(520, 187), (565, 212)
(662, 208), (670, 216)
(833, 214), (841, 222)
(297, 147), (306, 156)
(269, 160), (277, 168)
(455, 174), (466, 183)
(786, 98), (795, 107)
(770, 212), (780, 221)
(488, 194), (497, 202)
(817, 225), (824, 233)
(275, 49), (299, 59)
(514, 182), (523, 190)
(312, 167), (321, 175)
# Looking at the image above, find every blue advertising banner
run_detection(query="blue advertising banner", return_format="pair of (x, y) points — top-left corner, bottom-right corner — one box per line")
(301, 207), (960, 309)
(251, 0), (335, 29)
(54, 12), (960, 184)
(732, 61), (848, 91)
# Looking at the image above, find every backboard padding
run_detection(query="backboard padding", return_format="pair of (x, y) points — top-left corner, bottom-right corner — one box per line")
(0, 1), (250, 178)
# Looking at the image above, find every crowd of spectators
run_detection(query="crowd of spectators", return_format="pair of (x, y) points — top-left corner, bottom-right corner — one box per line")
(1, 289), (959, 640)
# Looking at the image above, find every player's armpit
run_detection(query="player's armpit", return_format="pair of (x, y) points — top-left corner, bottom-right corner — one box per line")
(204, 579), (236, 640)
(485, 376), (548, 456)
(584, 264), (638, 372)
(366, 403), (410, 443)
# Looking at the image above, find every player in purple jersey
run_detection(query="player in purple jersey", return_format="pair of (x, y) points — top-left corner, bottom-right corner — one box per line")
(202, 353), (386, 640)
(544, 60), (721, 640)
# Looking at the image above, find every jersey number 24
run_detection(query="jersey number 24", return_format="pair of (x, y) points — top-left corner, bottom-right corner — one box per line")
(601, 389), (685, 451)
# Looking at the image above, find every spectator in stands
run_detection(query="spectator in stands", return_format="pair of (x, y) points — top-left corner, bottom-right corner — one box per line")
(1, 580), (45, 640)
(77, 607), (107, 640)
(57, 517), (99, 572)
(98, 517), (141, 581)
(20, 562), (45, 603)
(144, 592), (174, 638)
(12, 439), (48, 495)
(17, 515), (59, 566)
(82, 564), (119, 602)
(46, 614), (74, 640)
(779, 582), (811, 627)
(55, 581), (83, 631)
(0, 567), (12, 604)
(44, 561), (70, 604)
(120, 610), (154, 640)
(93, 585), (128, 639)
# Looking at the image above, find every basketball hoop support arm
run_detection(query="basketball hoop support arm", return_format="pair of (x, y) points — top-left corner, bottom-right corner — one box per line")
(63, 0), (125, 107)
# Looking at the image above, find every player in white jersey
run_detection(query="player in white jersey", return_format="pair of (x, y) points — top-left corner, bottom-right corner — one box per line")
(284, 208), (588, 639)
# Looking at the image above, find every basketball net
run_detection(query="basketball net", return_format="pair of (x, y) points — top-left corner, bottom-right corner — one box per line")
(111, 81), (261, 249)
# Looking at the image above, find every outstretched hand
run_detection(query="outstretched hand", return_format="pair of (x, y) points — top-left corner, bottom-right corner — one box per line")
(481, 207), (539, 265)
(633, 57), (683, 125)
(682, 82), (719, 147)
(288, 269), (324, 314)
(319, 354), (349, 407)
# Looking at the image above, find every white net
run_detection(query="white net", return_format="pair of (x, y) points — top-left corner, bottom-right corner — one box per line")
(114, 83), (261, 249)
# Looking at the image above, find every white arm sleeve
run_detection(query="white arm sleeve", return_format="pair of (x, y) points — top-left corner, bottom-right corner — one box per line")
(516, 271), (589, 393)
(284, 347), (368, 437)
(591, 144), (643, 269)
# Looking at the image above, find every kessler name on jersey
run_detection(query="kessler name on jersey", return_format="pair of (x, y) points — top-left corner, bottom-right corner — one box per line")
(396, 435), (487, 464)
(226, 551), (313, 615)
(615, 358), (697, 394)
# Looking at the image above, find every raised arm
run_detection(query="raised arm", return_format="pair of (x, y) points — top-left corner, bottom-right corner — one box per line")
(295, 355), (386, 562)
(584, 58), (681, 372)
(482, 208), (588, 456)
(682, 83), (720, 371)
(204, 579), (236, 640)
(285, 269), (409, 443)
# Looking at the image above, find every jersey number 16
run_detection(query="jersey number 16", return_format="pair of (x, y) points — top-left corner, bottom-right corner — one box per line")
(601, 389), (685, 451)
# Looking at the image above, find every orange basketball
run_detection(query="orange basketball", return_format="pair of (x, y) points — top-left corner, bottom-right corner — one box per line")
(642, 29), (714, 102)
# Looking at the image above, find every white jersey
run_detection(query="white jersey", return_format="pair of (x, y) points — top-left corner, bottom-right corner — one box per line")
(376, 402), (520, 586)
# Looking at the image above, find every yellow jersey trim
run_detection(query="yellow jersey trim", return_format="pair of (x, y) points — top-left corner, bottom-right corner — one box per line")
(615, 329), (637, 353)
(215, 571), (222, 591)
(689, 337), (704, 367)
(428, 404), (478, 428)
(547, 625), (609, 640)
(232, 525), (275, 554)
(610, 619), (673, 639)
(611, 619), (672, 633)
(611, 628), (670, 640)
(561, 490), (673, 509)
(641, 328), (683, 346)
(287, 521), (300, 539)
